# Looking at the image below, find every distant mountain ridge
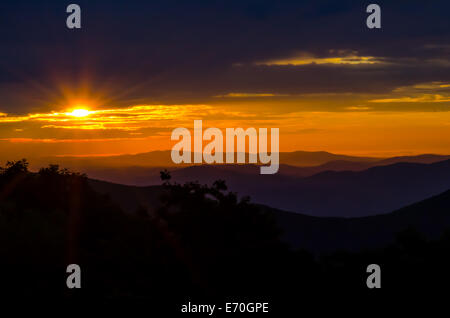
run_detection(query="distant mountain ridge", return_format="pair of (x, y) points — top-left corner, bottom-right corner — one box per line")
(24, 151), (450, 188)
(33, 150), (376, 169)
(156, 160), (450, 217)
(89, 159), (450, 218)
(30, 150), (449, 170)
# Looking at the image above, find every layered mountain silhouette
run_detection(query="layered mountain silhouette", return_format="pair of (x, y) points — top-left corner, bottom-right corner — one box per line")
(90, 159), (450, 217)
(25, 150), (450, 172)
(20, 151), (449, 191)
(89, 177), (450, 254)
(33, 150), (379, 169)
(2, 158), (450, 297)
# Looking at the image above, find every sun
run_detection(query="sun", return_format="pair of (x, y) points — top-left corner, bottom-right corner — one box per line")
(68, 108), (91, 117)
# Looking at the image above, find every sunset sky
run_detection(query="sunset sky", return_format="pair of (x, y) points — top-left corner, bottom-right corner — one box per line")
(0, 0), (449, 160)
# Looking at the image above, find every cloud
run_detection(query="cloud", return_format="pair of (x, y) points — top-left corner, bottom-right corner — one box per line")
(370, 82), (450, 103)
(0, 103), (295, 144)
(1, 1), (449, 113)
(0, 137), (149, 143)
(345, 106), (373, 110)
(214, 93), (288, 98)
(255, 52), (382, 66)
(393, 82), (450, 92)
(0, 104), (215, 131)
(370, 94), (450, 103)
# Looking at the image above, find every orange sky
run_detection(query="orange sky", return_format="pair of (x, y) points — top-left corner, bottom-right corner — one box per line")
(1, 83), (450, 159)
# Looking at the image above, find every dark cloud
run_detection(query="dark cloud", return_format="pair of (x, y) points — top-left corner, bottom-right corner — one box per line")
(0, 0), (449, 112)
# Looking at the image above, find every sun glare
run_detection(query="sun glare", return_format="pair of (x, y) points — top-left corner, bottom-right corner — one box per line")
(68, 109), (91, 117)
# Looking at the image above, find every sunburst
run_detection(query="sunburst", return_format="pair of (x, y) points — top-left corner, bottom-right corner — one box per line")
(68, 109), (91, 117)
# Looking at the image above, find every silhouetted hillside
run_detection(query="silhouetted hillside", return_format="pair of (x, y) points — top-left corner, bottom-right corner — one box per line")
(89, 175), (450, 254)
(3, 160), (450, 299)
(90, 159), (450, 217)
(0, 160), (192, 297)
(88, 178), (164, 213)
(273, 189), (450, 253)
(0, 160), (299, 297)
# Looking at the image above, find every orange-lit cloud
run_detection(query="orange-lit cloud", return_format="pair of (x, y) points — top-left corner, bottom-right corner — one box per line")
(344, 106), (373, 110)
(0, 104), (215, 131)
(214, 93), (288, 98)
(256, 52), (382, 66)
(370, 82), (450, 103)
(370, 94), (450, 103)
(0, 137), (148, 143)
(393, 82), (450, 91)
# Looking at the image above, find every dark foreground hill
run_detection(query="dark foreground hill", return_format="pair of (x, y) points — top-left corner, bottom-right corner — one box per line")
(1, 160), (291, 297)
(273, 189), (450, 253)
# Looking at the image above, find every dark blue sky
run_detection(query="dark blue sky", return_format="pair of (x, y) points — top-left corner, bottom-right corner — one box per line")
(0, 0), (449, 112)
